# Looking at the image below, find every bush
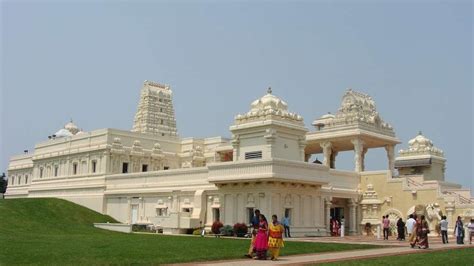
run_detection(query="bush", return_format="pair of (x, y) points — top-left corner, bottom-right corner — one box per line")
(220, 225), (233, 236)
(233, 223), (248, 237)
(211, 221), (223, 234)
(193, 229), (202, 235)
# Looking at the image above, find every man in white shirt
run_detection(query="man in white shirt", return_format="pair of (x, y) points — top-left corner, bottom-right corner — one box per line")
(468, 218), (474, 245)
(440, 215), (449, 244)
(406, 214), (416, 244)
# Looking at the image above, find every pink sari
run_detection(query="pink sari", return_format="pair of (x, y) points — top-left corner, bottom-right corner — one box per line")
(253, 221), (268, 259)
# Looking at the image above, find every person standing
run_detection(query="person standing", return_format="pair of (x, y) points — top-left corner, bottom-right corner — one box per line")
(245, 209), (260, 258)
(440, 215), (449, 244)
(397, 218), (405, 241)
(268, 215), (284, 261)
(282, 214), (291, 238)
(417, 215), (430, 249)
(407, 214), (416, 244)
(454, 216), (464, 244)
(467, 218), (474, 245)
(410, 216), (421, 248)
(253, 214), (269, 260)
(382, 216), (390, 240)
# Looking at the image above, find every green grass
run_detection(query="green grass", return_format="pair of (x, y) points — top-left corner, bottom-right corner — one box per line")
(0, 198), (379, 265)
(321, 248), (474, 266)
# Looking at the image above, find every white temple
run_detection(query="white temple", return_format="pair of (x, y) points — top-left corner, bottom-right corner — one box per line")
(6, 81), (473, 236)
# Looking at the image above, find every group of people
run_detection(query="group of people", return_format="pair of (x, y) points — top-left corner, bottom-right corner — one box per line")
(383, 214), (474, 249)
(245, 210), (287, 260)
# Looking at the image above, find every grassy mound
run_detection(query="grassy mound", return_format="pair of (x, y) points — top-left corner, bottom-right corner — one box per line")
(0, 198), (117, 235)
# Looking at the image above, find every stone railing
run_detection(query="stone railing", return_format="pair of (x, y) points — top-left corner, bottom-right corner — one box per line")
(208, 158), (330, 185)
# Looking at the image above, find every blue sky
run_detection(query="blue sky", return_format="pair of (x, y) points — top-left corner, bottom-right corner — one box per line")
(1, 1), (472, 190)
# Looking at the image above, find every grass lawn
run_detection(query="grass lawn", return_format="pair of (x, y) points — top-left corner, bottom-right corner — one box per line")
(1, 198), (380, 265)
(321, 248), (474, 266)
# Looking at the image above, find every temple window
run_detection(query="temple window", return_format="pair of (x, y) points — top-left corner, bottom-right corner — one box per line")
(73, 163), (78, 175)
(39, 168), (43, 178)
(164, 166), (169, 170)
(92, 161), (97, 173)
(54, 166), (59, 177)
(25, 175), (28, 184)
(11, 176), (15, 185)
(18, 176), (22, 185)
(142, 164), (148, 172)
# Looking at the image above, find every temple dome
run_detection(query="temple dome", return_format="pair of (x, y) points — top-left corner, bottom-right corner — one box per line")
(399, 131), (444, 157)
(235, 87), (303, 124)
(64, 120), (80, 135)
(408, 131), (433, 148)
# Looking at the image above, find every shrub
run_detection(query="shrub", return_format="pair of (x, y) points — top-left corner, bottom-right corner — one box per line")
(193, 229), (202, 235)
(233, 223), (248, 237)
(220, 225), (233, 236)
(211, 221), (223, 234)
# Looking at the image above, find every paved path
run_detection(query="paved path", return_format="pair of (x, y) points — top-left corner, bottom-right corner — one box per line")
(170, 236), (472, 266)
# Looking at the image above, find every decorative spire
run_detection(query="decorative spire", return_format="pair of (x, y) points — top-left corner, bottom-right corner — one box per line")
(267, 87), (272, 94)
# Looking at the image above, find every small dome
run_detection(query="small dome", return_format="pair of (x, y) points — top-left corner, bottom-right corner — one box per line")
(54, 128), (73, 138)
(408, 131), (433, 149)
(320, 112), (335, 120)
(64, 120), (79, 135)
(250, 87), (288, 113)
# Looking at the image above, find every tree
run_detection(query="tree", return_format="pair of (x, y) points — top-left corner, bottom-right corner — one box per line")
(0, 172), (7, 198)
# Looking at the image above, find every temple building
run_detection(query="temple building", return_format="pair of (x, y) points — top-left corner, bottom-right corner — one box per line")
(5, 81), (473, 236)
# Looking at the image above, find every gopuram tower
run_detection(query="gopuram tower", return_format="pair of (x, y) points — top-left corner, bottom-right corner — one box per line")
(132, 80), (178, 137)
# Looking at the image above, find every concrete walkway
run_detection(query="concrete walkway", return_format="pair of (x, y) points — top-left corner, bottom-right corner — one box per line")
(170, 237), (472, 266)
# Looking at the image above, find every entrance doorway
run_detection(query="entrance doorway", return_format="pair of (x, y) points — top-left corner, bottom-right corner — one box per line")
(330, 207), (344, 221)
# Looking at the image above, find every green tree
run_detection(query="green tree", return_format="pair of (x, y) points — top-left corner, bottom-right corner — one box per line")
(0, 172), (7, 198)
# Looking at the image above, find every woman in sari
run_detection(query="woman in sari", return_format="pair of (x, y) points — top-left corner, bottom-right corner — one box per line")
(268, 215), (284, 261)
(410, 216), (421, 248)
(253, 214), (269, 260)
(454, 216), (464, 244)
(331, 218), (340, 236)
(417, 215), (429, 249)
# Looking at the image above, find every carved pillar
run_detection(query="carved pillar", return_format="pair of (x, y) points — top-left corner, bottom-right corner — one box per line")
(264, 129), (276, 159)
(320, 141), (332, 168)
(299, 138), (307, 162)
(349, 198), (358, 234)
(445, 202), (455, 230)
(330, 151), (338, 169)
(385, 144), (395, 177)
(361, 148), (368, 171)
(351, 138), (365, 172)
(126, 197), (132, 224)
(231, 135), (240, 161)
(325, 198), (332, 235)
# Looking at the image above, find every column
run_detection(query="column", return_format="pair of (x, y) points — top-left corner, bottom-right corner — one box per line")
(325, 198), (332, 235)
(385, 144), (395, 177)
(330, 151), (338, 169)
(445, 202), (455, 231)
(351, 138), (365, 172)
(361, 148), (368, 171)
(320, 141), (332, 168)
(126, 197), (132, 224)
(349, 198), (358, 235)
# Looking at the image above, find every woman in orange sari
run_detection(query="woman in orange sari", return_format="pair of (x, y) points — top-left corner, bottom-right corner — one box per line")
(268, 214), (284, 261)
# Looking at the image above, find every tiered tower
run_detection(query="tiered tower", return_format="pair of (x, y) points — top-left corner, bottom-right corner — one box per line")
(132, 80), (178, 137)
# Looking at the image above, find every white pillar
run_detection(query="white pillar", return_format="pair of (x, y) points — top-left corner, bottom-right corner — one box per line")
(325, 198), (332, 235)
(351, 138), (365, 172)
(349, 198), (358, 235)
(385, 144), (395, 177)
(320, 141), (332, 168)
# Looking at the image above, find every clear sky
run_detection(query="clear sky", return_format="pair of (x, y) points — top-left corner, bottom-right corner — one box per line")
(1, 1), (472, 191)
